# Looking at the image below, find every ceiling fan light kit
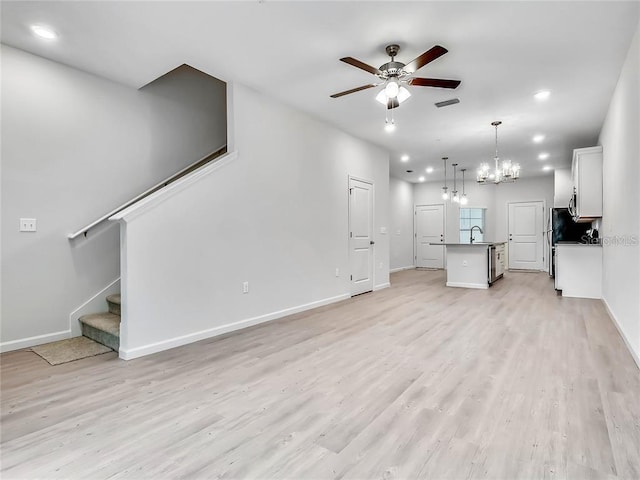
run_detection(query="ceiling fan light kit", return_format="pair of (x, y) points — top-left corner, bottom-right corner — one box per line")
(477, 121), (521, 185)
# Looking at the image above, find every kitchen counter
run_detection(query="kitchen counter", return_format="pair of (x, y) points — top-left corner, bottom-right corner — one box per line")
(439, 242), (507, 246)
(430, 242), (507, 289)
(555, 243), (602, 298)
(556, 241), (602, 246)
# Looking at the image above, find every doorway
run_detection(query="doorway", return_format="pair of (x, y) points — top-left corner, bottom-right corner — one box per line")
(415, 204), (445, 269)
(349, 177), (374, 295)
(508, 201), (545, 270)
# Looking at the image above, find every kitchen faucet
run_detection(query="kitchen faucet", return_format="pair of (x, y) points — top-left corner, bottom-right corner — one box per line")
(470, 225), (483, 244)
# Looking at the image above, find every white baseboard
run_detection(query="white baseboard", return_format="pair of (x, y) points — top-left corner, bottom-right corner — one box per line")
(69, 278), (121, 336)
(119, 292), (351, 360)
(0, 330), (71, 353)
(446, 282), (488, 290)
(602, 297), (640, 370)
(374, 282), (391, 291)
(390, 266), (415, 273)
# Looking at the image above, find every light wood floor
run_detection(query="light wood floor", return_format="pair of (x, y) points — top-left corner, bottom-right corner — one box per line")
(2, 270), (639, 480)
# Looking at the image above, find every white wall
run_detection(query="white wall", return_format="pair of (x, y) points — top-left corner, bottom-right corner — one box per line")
(598, 21), (640, 366)
(414, 175), (553, 268)
(113, 82), (390, 359)
(389, 177), (414, 271)
(0, 46), (227, 350)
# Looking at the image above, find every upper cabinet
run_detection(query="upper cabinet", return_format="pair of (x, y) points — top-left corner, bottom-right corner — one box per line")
(569, 146), (603, 222)
(553, 168), (572, 208)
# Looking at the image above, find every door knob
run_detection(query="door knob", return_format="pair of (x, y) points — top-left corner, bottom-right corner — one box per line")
(370, 241), (375, 245)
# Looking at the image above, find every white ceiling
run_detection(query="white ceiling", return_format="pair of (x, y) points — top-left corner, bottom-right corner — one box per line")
(2, 1), (638, 184)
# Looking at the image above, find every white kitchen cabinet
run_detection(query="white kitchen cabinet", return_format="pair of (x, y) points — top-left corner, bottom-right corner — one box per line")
(555, 244), (602, 298)
(553, 168), (572, 208)
(570, 146), (602, 221)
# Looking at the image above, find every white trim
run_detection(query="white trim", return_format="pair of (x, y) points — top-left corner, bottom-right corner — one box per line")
(602, 297), (640, 370)
(68, 278), (120, 336)
(0, 330), (71, 353)
(119, 292), (350, 360)
(446, 282), (489, 290)
(390, 266), (415, 273)
(110, 151), (238, 224)
(374, 282), (391, 291)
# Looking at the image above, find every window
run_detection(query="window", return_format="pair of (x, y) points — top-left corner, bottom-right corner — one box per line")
(460, 208), (486, 243)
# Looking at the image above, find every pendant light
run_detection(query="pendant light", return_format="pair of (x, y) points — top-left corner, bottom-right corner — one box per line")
(460, 168), (469, 205)
(441, 157), (449, 200)
(477, 121), (521, 184)
(451, 163), (460, 203)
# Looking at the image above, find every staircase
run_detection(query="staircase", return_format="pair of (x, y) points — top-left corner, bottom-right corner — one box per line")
(79, 294), (121, 351)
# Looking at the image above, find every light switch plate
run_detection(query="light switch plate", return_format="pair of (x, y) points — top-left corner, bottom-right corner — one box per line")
(380, 227), (387, 234)
(20, 218), (37, 232)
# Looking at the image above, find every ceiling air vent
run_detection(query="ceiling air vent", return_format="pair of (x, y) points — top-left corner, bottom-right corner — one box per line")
(435, 98), (460, 108)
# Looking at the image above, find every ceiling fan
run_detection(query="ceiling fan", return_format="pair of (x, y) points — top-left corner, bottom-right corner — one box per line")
(330, 44), (461, 109)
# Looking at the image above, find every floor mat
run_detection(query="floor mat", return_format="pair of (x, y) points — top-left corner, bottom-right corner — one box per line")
(31, 336), (113, 365)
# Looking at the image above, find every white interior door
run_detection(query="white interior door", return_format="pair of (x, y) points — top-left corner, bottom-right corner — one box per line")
(415, 204), (445, 269)
(349, 178), (374, 295)
(508, 201), (544, 270)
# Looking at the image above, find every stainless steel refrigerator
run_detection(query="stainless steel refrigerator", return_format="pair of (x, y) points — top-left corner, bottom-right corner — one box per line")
(548, 207), (592, 277)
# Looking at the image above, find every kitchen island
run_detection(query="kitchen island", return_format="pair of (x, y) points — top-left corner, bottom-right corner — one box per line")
(432, 242), (506, 289)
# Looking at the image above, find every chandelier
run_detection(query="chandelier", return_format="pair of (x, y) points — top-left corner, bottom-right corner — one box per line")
(477, 121), (520, 184)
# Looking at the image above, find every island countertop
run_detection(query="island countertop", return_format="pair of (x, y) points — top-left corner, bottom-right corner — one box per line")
(431, 241), (507, 246)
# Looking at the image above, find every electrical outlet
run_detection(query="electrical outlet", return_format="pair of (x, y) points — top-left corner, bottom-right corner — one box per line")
(335, 268), (340, 277)
(20, 218), (37, 232)
(379, 262), (383, 269)
(243, 281), (249, 294)
(462, 260), (468, 267)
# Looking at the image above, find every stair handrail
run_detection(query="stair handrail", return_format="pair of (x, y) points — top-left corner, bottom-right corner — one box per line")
(68, 144), (227, 240)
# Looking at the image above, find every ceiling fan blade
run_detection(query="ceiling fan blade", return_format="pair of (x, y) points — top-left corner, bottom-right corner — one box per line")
(404, 45), (448, 73)
(387, 98), (400, 110)
(340, 57), (382, 76)
(409, 77), (461, 89)
(330, 84), (377, 98)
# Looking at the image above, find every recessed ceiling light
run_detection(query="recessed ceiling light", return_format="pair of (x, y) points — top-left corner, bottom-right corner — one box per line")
(30, 25), (58, 40)
(533, 134), (545, 143)
(401, 154), (409, 162)
(543, 165), (553, 171)
(426, 166), (434, 173)
(538, 152), (550, 160)
(534, 90), (551, 101)
(418, 176), (425, 182)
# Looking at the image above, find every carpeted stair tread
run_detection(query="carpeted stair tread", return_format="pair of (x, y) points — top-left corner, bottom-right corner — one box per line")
(106, 294), (121, 316)
(79, 312), (120, 336)
(106, 294), (121, 305)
